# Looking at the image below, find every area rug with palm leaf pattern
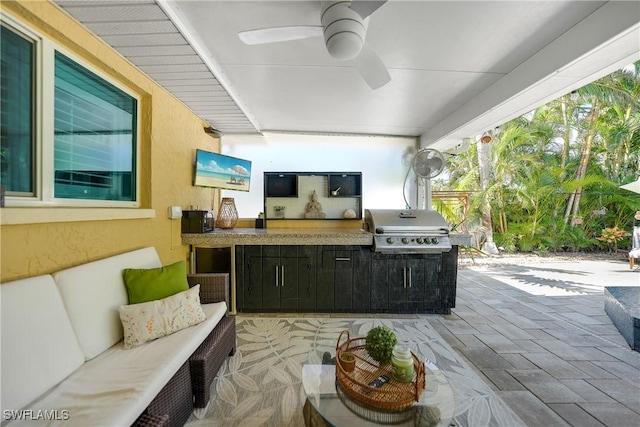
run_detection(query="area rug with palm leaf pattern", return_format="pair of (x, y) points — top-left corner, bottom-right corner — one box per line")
(185, 317), (524, 427)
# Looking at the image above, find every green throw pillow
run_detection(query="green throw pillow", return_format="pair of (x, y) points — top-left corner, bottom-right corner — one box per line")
(123, 260), (189, 304)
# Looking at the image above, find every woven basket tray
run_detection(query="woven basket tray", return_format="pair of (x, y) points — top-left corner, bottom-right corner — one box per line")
(335, 330), (425, 411)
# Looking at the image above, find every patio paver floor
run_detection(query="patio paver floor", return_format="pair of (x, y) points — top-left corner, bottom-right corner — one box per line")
(426, 259), (640, 426)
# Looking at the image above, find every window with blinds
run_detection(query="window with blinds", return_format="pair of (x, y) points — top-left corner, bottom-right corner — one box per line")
(0, 24), (35, 196)
(54, 52), (137, 201)
(1, 15), (140, 207)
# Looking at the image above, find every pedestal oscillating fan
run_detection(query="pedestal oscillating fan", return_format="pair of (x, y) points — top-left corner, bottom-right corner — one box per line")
(405, 148), (446, 209)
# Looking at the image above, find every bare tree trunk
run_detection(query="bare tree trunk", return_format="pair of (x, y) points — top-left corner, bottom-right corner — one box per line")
(565, 101), (600, 225)
(560, 99), (571, 170)
(563, 191), (576, 225)
(613, 105), (633, 178)
(477, 137), (499, 254)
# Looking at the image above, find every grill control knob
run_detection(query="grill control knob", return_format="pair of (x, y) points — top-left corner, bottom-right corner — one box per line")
(386, 237), (394, 244)
(431, 237), (439, 244)
(401, 237), (409, 244)
(416, 237), (424, 244)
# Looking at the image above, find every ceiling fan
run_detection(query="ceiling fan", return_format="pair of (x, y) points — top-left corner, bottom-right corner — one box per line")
(238, 1), (391, 90)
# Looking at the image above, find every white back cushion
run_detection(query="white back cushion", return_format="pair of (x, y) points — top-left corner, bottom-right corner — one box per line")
(53, 247), (162, 360)
(1, 275), (85, 412)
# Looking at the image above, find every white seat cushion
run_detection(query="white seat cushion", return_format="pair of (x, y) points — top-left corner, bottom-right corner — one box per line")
(8, 302), (227, 427)
(1, 275), (84, 413)
(53, 247), (162, 360)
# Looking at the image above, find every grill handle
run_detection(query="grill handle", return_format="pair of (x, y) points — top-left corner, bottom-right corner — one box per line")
(374, 227), (449, 235)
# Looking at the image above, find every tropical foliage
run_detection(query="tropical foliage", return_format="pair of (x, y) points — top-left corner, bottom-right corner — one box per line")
(435, 61), (640, 253)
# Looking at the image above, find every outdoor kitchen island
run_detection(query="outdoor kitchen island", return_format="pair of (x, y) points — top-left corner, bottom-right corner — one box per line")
(182, 228), (471, 315)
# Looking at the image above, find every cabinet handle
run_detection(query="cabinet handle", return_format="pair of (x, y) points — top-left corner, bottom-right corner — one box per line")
(335, 257), (351, 261)
(281, 265), (285, 287)
(408, 267), (412, 288)
(403, 267), (407, 288)
(275, 266), (279, 287)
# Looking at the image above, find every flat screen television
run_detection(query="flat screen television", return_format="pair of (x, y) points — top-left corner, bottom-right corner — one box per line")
(193, 149), (252, 192)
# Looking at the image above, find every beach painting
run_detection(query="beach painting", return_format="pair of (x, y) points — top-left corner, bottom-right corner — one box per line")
(194, 149), (252, 192)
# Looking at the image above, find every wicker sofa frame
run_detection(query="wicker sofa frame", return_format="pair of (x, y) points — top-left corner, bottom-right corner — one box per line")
(132, 273), (236, 427)
(187, 274), (237, 408)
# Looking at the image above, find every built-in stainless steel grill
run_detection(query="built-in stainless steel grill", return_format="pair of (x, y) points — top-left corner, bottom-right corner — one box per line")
(364, 209), (452, 253)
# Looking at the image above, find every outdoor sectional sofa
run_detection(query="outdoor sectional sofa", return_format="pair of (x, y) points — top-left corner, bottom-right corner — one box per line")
(1, 247), (235, 427)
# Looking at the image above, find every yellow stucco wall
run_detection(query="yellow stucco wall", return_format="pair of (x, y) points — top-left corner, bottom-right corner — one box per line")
(0, 1), (221, 282)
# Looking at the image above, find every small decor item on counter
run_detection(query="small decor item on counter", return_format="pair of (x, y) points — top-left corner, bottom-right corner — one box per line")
(365, 326), (397, 364)
(304, 190), (326, 219)
(338, 351), (356, 373)
(343, 208), (356, 219)
(216, 197), (238, 229)
(391, 342), (415, 382)
(274, 205), (286, 218)
(255, 212), (265, 229)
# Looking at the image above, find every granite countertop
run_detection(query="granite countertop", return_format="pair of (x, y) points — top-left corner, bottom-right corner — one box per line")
(182, 228), (472, 246)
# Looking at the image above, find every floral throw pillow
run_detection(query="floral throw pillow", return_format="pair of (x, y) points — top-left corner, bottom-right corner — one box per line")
(119, 285), (206, 349)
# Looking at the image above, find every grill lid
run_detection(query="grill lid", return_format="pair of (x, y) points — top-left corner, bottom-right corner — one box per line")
(365, 209), (449, 234)
(364, 209), (452, 253)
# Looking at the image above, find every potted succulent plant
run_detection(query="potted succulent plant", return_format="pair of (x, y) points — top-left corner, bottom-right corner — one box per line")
(365, 326), (398, 364)
(338, 351), (356, 372)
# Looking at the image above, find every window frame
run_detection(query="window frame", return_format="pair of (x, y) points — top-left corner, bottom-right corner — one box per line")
(1, 13), (141, 208)
(1, 16), (41, 201)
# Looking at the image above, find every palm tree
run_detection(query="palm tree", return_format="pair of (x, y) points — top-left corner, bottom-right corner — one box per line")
(445, 61), (640, 253)
(563, 67), (640, 226)
(476, 133), (498, 253)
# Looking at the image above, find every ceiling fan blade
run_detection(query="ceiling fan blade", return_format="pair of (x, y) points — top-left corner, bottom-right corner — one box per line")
(354, 43), (390, 89)
(349, 0), (387, 18)
(238, 26), (323, 45)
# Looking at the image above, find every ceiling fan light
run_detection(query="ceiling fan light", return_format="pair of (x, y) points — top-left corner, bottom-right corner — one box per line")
(322, 3), (366, 60)
(326, 32), (363, 60)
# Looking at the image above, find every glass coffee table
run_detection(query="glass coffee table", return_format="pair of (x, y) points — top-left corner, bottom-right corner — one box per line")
(302, 361), (454, 427)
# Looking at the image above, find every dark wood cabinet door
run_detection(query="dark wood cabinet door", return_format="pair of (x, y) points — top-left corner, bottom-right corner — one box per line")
(352, 247), (372, 311)
(298, 254), (316, 311)
(317, 250), (335, 310)
(388, 256), (407, 310)
(235, 245), (245, 309)
(441, 248), (458, 309)
(423, 254), (442, 309)
(371, 253), (389, 310)
(333, 249), (354, 310)
(405, 255), (425, 311)
(279, 257), (299, 310)
(388, 254), (428, 312)
(262, 257), (280, 310)
(244, 255), (263, 310)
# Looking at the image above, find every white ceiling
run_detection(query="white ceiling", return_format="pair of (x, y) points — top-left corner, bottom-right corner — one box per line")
(55, 0), (640, 152)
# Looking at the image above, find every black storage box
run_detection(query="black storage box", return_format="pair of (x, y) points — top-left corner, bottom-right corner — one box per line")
(181, 210), (215, 233)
